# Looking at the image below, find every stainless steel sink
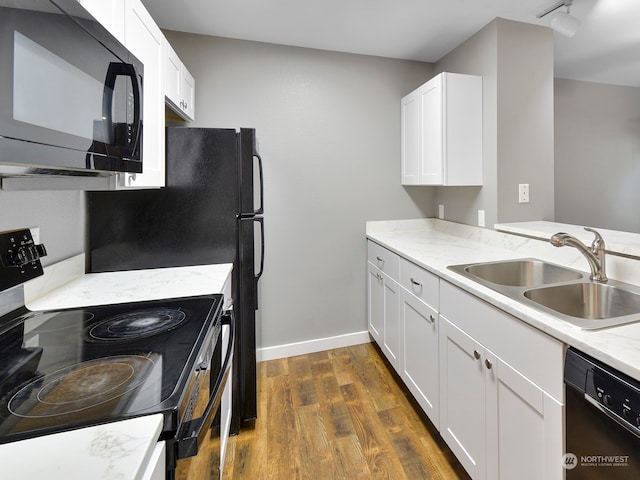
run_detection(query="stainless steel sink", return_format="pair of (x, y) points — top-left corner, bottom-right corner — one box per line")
(457, 259), (583, 287)
(523, 282), (640, 329)
(448, 258), (640, 330)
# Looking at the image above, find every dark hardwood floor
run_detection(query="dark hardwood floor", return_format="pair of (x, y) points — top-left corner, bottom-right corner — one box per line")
(222, 342), (470, 479)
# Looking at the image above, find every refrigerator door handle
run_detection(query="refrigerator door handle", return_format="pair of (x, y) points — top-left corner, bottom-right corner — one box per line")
(255, 216), (265, 282)
(254, 153), (264, 215)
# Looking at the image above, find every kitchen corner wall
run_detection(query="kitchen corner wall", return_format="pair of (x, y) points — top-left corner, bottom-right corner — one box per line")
(0, 190), (84, 266)
(164, 31), (435, 351)
(433, 18), (555, 227)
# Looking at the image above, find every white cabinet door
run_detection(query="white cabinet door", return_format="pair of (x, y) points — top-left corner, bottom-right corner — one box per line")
(485, 352), (563, 480)
(367, 261), (400, 371)
(439, 317), (486, 480)
(367, 262), (384, 345)
(163, 39), (196, 121)
(401, 290), (439, 428)
(120, 0), (165, 188)
(164, 39), (182, 109)
(382, 271), (400, 370)
(421, 75), (444, 185)
(401, 88), (421, 184)
(181, 65), (195, 120)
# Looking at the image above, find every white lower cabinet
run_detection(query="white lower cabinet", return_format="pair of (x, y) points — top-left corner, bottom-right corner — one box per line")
(367, 262), (384, 345)
(399, 258), (440, 428)
(486, 353), (563, 480)
(439, 318), (487, 478)
(367, 262), (400, 369)
(141, 441), (166, 480)
(367, 241), (401, 370)
(439, 281), (563, 480)
(365, 243), (564, 480)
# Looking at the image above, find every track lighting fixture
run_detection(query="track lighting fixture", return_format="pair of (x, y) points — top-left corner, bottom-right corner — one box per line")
(536, 0), (581, 38)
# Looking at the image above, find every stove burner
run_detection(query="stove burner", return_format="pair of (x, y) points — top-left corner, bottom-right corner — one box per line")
(8, 355), (155, 418)
(88, 308), (186, 341)
(20, 311), (95, 334)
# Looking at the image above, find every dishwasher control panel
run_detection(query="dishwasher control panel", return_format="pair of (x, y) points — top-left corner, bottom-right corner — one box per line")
(566, 347), (640, 434)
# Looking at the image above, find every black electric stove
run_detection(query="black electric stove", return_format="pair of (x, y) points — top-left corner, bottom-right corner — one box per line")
(0, 227), (232, 479)
(0, 294), (223, 444)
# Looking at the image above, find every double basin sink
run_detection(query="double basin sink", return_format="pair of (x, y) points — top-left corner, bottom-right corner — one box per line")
(448, 259), (640, 329)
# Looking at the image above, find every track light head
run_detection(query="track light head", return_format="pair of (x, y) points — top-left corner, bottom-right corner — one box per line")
(536, 0), (581, 37)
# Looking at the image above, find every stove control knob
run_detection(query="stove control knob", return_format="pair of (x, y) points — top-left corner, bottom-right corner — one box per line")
(635, 416), (640, 427)
(603, 394), (613, 407)
(9, 244), (47, 267)
(623, 406), (632, 419)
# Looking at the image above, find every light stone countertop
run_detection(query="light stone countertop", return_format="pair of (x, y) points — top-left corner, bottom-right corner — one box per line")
(367, 218), (640, 382)
(0, 414), (164, 480)
(26, 256), (233, 309)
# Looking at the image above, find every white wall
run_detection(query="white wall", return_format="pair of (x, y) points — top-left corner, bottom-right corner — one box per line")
(165, 32), (435, 350)
(0, 190), (84, 266)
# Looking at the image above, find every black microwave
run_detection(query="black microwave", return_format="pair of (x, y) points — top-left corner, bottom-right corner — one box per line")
(0, 0), (143, 176)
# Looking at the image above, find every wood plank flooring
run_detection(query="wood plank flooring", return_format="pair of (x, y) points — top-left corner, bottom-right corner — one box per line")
(222, 343), (470, 480)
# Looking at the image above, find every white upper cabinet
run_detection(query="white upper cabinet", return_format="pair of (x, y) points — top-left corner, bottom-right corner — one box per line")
(401, 72), (482, 186)
(119, 0), (165, 188)
(76, 0), (125, 42)
(164, 40), (196, 121)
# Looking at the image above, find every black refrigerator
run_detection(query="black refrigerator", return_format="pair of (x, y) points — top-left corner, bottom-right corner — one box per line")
(87, 127), (264, 432)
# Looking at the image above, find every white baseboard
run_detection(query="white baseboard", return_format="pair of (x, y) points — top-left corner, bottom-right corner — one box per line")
(257, 330), (371, 362)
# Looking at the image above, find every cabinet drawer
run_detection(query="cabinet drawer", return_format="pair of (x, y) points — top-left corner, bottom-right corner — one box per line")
(367, 241), (400, 280)
(400, 259), (439, 310)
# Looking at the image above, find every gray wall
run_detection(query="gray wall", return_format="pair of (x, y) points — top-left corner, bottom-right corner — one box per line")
(165, 32), (435, 349)
(0, 190), (85, 266)
(496, 19), (554, 224)
(433, 18), (554, 227)
(555, 78), (640, 232)
(434, 20), (498, 227)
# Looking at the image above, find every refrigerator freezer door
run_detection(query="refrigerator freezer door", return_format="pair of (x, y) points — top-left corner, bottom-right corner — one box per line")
(239, 128), (263, 216)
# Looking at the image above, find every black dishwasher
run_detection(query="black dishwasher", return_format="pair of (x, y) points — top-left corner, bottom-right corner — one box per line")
(564, 347), (640, 479)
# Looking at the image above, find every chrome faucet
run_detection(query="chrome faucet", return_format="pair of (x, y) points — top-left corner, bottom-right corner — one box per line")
(550, 227), (607, 282)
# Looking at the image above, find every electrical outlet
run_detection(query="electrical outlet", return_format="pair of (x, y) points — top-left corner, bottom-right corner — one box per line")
(518, 184), (530, 203)
(438, 204), (444, 219)
(478, 210), (485, 227)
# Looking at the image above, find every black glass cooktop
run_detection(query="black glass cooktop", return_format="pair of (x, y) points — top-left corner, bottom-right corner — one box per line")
(0, 294), (222, 444)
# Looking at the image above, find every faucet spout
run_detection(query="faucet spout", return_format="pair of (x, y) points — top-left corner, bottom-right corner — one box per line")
(550, 228), (608, 282)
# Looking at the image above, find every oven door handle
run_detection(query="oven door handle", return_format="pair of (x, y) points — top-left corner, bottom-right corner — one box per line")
(176, 310), (235, 459)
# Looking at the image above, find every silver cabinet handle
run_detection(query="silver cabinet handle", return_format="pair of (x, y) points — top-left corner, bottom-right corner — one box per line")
(428, 314), (436, 323)
(410, 277), (422, 287)
(474, 350), (481, 360)
(376, 256), (383, 262)
(485, 359), (493, 369)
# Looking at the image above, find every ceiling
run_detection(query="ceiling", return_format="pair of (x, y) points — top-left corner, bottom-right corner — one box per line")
(142, 0), (640, 87)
